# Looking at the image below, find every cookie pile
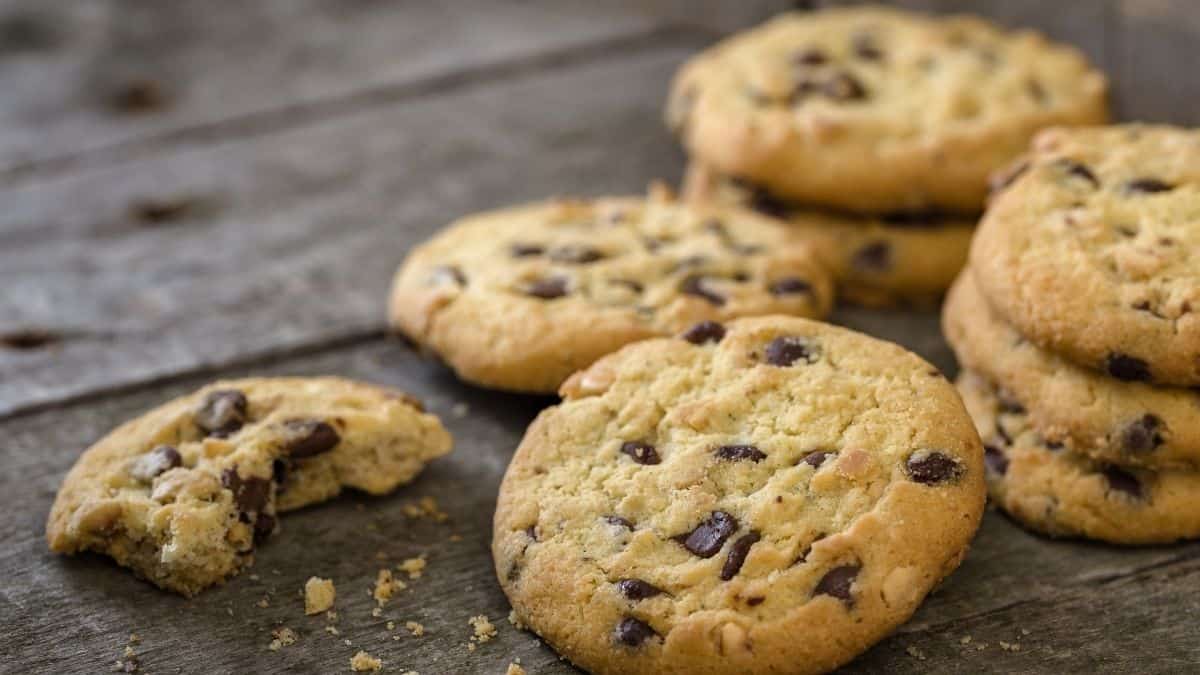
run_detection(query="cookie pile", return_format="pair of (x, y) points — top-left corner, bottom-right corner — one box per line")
(669, 6), (1108, 306)
(495, 316), (985, 674)
(945, 125), (1200, 544)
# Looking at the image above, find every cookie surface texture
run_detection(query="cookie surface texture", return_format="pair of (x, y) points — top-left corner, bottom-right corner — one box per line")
(47, 377), (452, 596)
(667, 6), (1108, 212)
(494, 316), (985, 675)
(389, 195), (833, 393)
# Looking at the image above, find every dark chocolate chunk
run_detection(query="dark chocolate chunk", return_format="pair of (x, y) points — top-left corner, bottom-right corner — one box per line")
(616, 579), (663, 600)
(1026, 78), (1048, 103)
(768, 277), (813, 296)
(794, 47), (828, 66)
(526, 277), (568, 299)
(813, 564), (860, 604)
(620, 441), (661, 466)
(715, 444), (767, 462)
(1120, 414), (1164, 454)
(282, 419), (341, 458)
(614, 617), (658, 647)
(220, 468), (271, 513)
(605, 515), (634, 530)
(720, 531), (761, 580)
(676, 511), (738, 558)
(851, 34), (884, 61)
(764, 336), (817, 366)
(905, 451), (964, 485)
(253, 513), (276, 544)
(272, 458), (289, 485)
(679, 275), (725, 306)
(130, 445), (182, 482)
(609, 279), (644, 294)
(511, 243), (544, 257)
(194, 389), (248, 436)
(801, 450), (835, 468)
(550, 245), (605, 264)
(1059, 160), (1099, 188)
(746, 596), (765, 606)
(1101, 465), (1143, 499)
(823, 71), (868, 101)
(1124, 178), (1174, 194)
(1106, 353), (1152, 382)
(681, 320), (726, 345)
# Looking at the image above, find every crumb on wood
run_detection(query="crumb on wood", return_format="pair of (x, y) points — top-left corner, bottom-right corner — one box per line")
(402, 496), (449, 522)
(305, 577), (336, 615)
(449, 534), (463, 542)
(374, 568), (406, 605)
(960, 635), (972, 645)
(268, 627), (297, 652)
(905, 645), (927, 661)
(398, 555), (427, 579)
(508, 609), (526, 630)
(506, 662), (527, 675)
(257, 595), (270, 609)
(344, 638), (352, 646)
(469, 614), (497, 647)
(387, 621), (396, 631)
(372, 607), (383, 618)
(349, 650), (382, 672)
(451, 402), (470, 418)
(326, 625), (341, 636)
(406, 620), (425, 637)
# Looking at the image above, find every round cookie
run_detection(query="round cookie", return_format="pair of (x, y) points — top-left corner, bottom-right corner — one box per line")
(944, 272), (1200, 469)
(494, 316), (985, 675)
(957, 369), (1200, 545)
(388, 191), (833, 393)
(971, 124), (1200, 386)
(683, 162), (974, 307)
(47, 377), (452, 596)
(666, 6), (1108, 213)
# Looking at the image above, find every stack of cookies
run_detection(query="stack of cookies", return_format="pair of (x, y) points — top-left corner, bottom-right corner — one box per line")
(668, 6), (1109, 306)
(945, 124), (1200, 545)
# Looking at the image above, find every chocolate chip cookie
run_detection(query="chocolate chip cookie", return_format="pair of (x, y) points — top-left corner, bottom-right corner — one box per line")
(494, 316), (985, 674)
(945, 272), (1200, 469)
(958, 370), (1200, 545)
(388, 192), (833, 393)
(47, 377), (452, 596)
(971, 125), (1200, 386)
(667, 6), (1108, 213)
(683, 162), (974, 307)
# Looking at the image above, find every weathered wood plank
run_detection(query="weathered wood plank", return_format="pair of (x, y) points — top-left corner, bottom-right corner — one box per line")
(0, 0), (790, 178)
(1114, 0), (1200, 125)
(0, 44), (703, 417)
(3, 338), (1197, 674)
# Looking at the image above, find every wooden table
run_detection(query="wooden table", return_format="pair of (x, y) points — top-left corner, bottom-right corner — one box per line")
(4, 2), (1198, 673)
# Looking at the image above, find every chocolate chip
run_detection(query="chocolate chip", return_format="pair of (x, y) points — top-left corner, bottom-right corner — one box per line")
(616, 579), (663, 600)
(550, 245), (604, 264)
(614, 617), (658, 647)
(272, 458), (289, 485)
(801, 450), (834, 468)
(794, 47), (828, 66)
(851, 34), (884, 61)
(905, 451), (964, 485)
(609, 279), (643, 293)
(1106, 353), (1151, 382)
(983, 445), (1009, 475)
(1059, 160), (1099, 188)
(764, 336), (817, 366)
(278, 419), (340, 459)
(525, 525), (538, 542)
(794, 534), (826, 565)
(605, 515), (634, 530)
(130, 445), (182, 482)
(990, 160), (1030, 194)
(220, 468), (271, 513)
(814, 564), (860, 604)
(620, 441), (661, 466)
(720, 531), (761, 580)
(676, 511), (739, 558)
(1120, 414), (1163, 454)
(746, 596), (765, 606)
(0, 328), (60, 350)
(194, 389), (248, 436)
(1124, 178), (1174, 194)
(996, 390), (1026, 414)
(431, 265), (467, 286)
(715, 444), (767, 462)
(1026, 79), (1048, 103)
(852, 241), (891, 272)
(745, 185), (791, 219)
(823, 72), (868, 101)
(526, 277), (568, 299)
(879, 208), (952, 227)
(253, 513), (276, 544)
(768, 277), (812, 296)
(511, 243), (544, 257)
(1101, 465), (1143, 499)
(680, 275), (725, 306)
(681, 320), (726, 345)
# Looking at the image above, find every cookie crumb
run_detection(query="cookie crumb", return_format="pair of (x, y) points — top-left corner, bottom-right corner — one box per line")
(371, 607), (383, 618)
(403, 496), (448, 522)
(449, 534), (463, 542)
(128, 634), (140, 644)
(349, 650), (382, 672)
(305, 577), (336, 615)
(268, 627), (297, 651)
(406, 620), (425, 637)
(905, 645), (927, 661)
(960, 635), (972, 645)
(387, 621), (396, 631)
(114, 636), (140, 672)
(398, 555), (427, 579)
(452, 402), (470, 418)
(1021, 628), (1030, 636)
(506, 663), (527, 675)
(257, 596), (270, 608)
(508, 609), (526, 630)
(325, 625), (341, 636)
(374, 568), (406, 605)
(468, 614), (497, 646)
(344, 638), (352, 646)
